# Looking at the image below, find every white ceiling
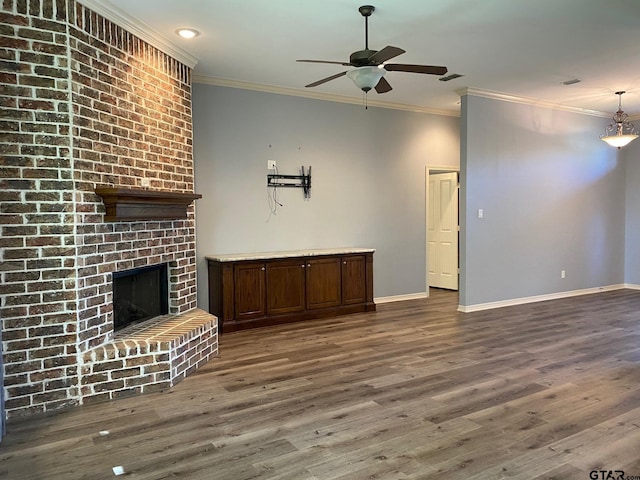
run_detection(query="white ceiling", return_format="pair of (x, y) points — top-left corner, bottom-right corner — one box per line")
(97, 0), (640, 117)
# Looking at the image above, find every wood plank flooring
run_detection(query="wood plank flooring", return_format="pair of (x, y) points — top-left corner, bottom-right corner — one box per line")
(2, 288), (640, 479)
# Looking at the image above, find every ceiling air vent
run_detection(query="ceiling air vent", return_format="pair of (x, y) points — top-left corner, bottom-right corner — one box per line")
(439, 73), (464, 82)
(562, 78), (581, 85)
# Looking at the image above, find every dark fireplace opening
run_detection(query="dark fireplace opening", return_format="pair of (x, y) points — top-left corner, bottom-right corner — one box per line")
(113, 263), (169, 331)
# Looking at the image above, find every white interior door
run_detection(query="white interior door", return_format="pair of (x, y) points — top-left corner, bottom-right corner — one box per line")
(428, 172), (459, 290)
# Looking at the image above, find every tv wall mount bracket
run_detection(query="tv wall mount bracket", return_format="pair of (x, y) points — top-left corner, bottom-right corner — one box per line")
(267, 165), (311, 199)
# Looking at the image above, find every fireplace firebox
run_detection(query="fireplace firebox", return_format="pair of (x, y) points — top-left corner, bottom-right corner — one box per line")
(113, 264), (169, 331)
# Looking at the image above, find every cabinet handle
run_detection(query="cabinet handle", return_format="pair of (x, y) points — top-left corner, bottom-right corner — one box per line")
(301, 264), (305, 268)
(307, 263), (311, 267)
(343, 261), (347, 265)
(261, 267), (265, 271)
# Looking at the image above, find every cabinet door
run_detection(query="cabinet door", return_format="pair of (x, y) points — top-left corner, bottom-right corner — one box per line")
(306, 257), (341, 310)
(341, 255), (367, 305)
(233, 262), (266, 320)
(266, 260), (306, 315)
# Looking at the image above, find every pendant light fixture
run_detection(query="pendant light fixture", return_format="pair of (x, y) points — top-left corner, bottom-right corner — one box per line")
(600, 91), (638, 148)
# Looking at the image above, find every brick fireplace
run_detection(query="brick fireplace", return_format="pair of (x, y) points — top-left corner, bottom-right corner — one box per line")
(1, 0), (218, 419)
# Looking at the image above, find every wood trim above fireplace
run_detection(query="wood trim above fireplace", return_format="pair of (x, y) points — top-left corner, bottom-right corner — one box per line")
(95, 188), (202, 221)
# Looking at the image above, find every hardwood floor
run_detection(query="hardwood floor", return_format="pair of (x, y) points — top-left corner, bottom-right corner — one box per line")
(2, 288), (640, 479)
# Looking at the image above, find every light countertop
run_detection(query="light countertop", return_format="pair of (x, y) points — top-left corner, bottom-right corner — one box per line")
(206, 248), (375, 262)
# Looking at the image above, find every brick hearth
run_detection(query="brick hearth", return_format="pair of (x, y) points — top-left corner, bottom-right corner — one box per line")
(1, 0), (218, 419)
(81, 309), (217, 403)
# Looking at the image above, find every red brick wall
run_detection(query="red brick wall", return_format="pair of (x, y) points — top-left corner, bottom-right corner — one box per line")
(1, 0), (200, 418)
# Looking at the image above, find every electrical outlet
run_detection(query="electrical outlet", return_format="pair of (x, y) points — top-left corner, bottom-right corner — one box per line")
(561, 270), (566, 279)
(267, 160), (276, 170)
(141, 178), (150, 187)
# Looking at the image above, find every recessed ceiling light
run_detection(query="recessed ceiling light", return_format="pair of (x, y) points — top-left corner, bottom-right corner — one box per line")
(176, 28), (200, 39)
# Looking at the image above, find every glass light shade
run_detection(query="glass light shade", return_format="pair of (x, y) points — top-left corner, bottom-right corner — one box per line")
(600, 92), (637, 148)
(601, 134), (638, 148)
(346, 66), (386, 92)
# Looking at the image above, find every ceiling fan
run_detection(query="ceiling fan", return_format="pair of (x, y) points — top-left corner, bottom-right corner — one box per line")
(297, 5), (448, 94)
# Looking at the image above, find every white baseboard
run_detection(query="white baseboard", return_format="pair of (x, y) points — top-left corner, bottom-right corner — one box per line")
(624, 283), (640, 290)
(458, 284), (626, 313)
(375, 292), (428, 304)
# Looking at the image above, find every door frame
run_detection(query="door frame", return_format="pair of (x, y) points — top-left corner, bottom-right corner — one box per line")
(425, 165), (460, 298)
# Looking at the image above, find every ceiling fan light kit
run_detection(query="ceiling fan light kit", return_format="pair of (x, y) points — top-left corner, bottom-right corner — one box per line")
(346, 66), (386, 92)
(297, 5), (448, 98)
(600, 91), (638, 148)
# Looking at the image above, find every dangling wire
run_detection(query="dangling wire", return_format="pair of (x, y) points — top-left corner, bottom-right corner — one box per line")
(266, 166), (283, 222)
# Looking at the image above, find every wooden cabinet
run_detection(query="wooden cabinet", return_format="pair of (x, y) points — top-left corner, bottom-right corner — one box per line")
(233, 262), (266, 320)
(207, 250), (374, 333)
(341, 255), (367, 305)
(306, 257), (341, 310)
(266, 260), (306, 315)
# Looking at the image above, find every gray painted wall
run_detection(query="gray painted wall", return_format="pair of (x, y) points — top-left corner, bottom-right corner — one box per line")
(460, 94), (625, 307)
(624, 139), (640, 285)
(192, 84), (460, 311)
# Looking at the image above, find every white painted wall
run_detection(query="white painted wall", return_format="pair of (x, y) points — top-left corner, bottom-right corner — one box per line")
(460, 94), (625, 308)
(192, 84), (460, 310)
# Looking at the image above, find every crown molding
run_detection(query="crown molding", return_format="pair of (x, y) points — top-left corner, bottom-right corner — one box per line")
(193, 75), (460, 117)
(456, 87), (610, 118)
(76, 0), (199, 69)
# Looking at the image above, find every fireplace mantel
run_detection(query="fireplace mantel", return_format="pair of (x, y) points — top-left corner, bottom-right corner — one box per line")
(95, 187), (202, 221)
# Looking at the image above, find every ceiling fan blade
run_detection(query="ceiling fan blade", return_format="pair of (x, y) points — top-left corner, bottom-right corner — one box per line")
(297, 59), (352, 66)
(367, 46), (405, 64)
(305, 71), (347, 88)
(384, 64), (448, 75)
(375, 77), (392, 94)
